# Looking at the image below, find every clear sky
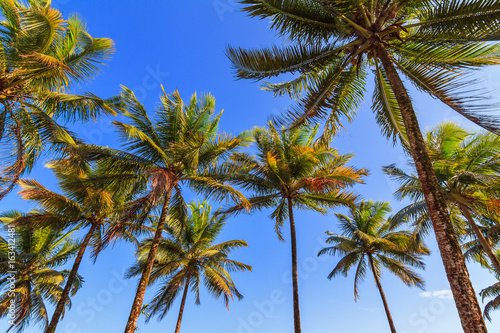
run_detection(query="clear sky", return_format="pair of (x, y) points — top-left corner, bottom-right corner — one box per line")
(2, 1), (500, 332)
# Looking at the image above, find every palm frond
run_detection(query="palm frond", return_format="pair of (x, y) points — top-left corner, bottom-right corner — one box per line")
(239, 0), (344, 42)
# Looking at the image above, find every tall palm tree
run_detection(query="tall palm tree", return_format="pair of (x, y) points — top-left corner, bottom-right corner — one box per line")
(8, 155), (139, 333)
(128, 201), (251, 333)
(227, 2), (500, 329)
(318, 200), (429, 333)
(0, 0), (117, 200)
(76, 87), (249, 333)
(225, 123), (367, 333)
(0, 222), (82, 333)
(384, 122), (500, 276)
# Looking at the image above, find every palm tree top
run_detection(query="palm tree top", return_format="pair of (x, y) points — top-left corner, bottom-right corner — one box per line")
(0, 0), (115, 92)
(80, 87), (249, 180)
(232, 122), (367, 197)
(225, 123), (367, 239)
(335, 200), (392, 237)
(0, 0), (118, 202)
(384, 122), (500, 234)
(0, 220), (79, 271)
(128, 201), (251, 320)
(16, 159), (120, 226)
(142, 200), (250, 275)
(228, 0), (500, 137)
(331, 200), (419, 254)
(319, 200), (429, 300)
(72, 88), (250, 232)
(0, 223), (82, 333)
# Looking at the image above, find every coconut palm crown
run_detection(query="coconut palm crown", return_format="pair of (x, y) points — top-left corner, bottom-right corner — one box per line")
(384, 122), (500, 275)
(0, 0), (117, 201)
(227, 123), (367, 237)
(0, 224), (82, 333)
(227, 0), (500, 138)
(128, 201), (251, 333)
(318, 200), (429, 333)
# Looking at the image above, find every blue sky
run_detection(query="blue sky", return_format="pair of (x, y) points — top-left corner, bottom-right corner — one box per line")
(2, 1), (500, 332)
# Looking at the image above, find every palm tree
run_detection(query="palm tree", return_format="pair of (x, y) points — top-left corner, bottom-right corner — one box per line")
(384, 122), (500, 276)
(225, 123), (367, 333)
(8, 155), (139, 333)
(318, 200), (429, 333)
(0, 0), (117, 200)
(128, 201), (251, 333)
(481, 278), (500, 321)
(227, 2), (500, 329)
(0, 221), (82, 333)
(75, 87), (249, 333)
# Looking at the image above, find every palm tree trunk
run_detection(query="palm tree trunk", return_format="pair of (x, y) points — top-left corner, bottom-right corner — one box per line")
(45, 223), (98, 333)
(287, 197), (301, 333)
(124, 187), (174, 333)
(460, 205), (500, 276)
(368, 254), (397, 333)
(376, 44), (487, 333)
(174, 274), (191, 333)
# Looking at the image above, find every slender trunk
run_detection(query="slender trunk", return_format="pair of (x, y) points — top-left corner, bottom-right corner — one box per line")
(124, 187), (174, 333)
(377, 45), (487, 333)
(174, 273), (191, 333)
(45, 223), (98, 333)
(368, 254), (397, 333)
(287, 197), (301, 333)
(460, 205), (500, 276)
